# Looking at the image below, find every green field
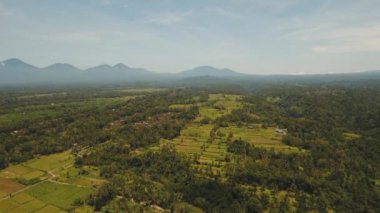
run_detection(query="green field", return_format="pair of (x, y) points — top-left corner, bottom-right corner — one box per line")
(0, 164), (46, 181)
(113, 88), (168, 93)
(0, 151), (102, 212)
(156, 93), (302, 177)
(0, 96), (135, 127)
(53, 166), (105, 187)
(169, 103), (194, 110)
(25, 181), (93, 210)
(25, 151), (73, 172)
(0, 181), (93, 212)
(219, 125), (302, 153)
(194, 94), (242, 122)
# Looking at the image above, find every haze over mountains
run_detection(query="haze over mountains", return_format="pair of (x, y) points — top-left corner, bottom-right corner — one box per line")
(0, 58), (379, 86)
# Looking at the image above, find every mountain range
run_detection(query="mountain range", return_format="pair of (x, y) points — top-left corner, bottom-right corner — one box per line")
(0, 58), (379, 85)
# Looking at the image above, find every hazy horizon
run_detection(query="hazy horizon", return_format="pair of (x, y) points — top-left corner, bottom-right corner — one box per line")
(1, 0), (380, 74)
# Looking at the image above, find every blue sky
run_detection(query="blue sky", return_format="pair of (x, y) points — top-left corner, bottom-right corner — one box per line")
(1, 0), (380, 74)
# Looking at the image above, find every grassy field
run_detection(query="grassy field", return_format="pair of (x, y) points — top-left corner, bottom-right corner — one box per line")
(113, 88), (168, 93)
(194, 94), (242, 122)
(0, 151), (102, 212)
(53, 166), (106, 187)
(343, 132), (361, 140)
(0, 96), (135, 127)
(169, 103), (194, 110)
(25, 151), (73, 172)
(0, 181), (93, 212)
(25, 181), (93, 210)
(219, 125), (302, 153)
(0, 164), (46, 181)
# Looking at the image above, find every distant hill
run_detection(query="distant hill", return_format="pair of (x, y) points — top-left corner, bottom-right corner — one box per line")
(0, 59), (161, 84)
(0, 58), (380, 86)
(178, 66), (243, 78)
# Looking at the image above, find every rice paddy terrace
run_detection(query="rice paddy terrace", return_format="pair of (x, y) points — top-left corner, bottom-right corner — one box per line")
(159, 94), (302, 177)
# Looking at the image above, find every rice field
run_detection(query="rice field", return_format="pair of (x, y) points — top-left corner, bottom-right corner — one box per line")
(157, 93), (302, 177)
(0, 164), (46, 181)
(0, 177), (25, 198)
(0, 181), (93, 212)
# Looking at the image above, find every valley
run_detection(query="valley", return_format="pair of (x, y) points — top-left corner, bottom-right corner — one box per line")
(0, 85), (378, 212)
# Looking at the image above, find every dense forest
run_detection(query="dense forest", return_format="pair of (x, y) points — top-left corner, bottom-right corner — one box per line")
(0, 84), (379, 212)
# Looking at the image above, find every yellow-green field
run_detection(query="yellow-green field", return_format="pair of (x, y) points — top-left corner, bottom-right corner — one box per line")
(53, 166), (105, 187)
(194, 94), (242, 122)
(0, 164), (46, 181)
(156, 93), (302, 177)
(0, 96), (136, 127)
(0, 181), (93, 212)
(169, 103), (194, 110)
(343, 132), (361, 140)
(25, 151), (73, 172)
(219, 125), (302, 153)
(113, 88), (168, 93)
(0, 151), (103, 212)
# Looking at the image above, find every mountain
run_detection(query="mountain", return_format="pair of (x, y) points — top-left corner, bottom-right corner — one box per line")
(0, 58), (39, 84)
(42, 63), (81, 73)
(1, 58), (380, 86)
(84, 63), (160, 82)
(0, 59), (161, 84)
(179, 66), (243, 78)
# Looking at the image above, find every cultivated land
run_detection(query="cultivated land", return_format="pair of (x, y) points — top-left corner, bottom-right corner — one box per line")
(159, 94), (301, 177)
(0, 89), (303, 211)
(0, 96), (135, 127)
(0, 151), (102, 212)
(0, 88), (170, 212)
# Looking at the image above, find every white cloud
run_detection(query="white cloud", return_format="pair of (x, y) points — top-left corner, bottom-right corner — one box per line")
(99, 0), (112, 5)
(206, 7), (244, 20)
(312, 37), (380, 53)
(37, 31), (102, 43)
(0, 3), (13, 16)
(286, 23), (380, 53)
(146, 11), (190, 25)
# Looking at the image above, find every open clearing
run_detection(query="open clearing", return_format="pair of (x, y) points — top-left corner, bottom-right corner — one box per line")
(0, 181), (92, 212)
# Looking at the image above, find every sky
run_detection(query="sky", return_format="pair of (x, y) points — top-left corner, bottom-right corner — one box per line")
(1, 0), (380, 74)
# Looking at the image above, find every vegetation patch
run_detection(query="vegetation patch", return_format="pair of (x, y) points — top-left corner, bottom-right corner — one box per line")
(0, 165), (45, 180)
(25, 181), (94, 210)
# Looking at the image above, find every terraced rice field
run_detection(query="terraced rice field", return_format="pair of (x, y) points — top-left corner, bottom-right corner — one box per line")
(158, 93), (302, 176)
(0, 151), (103, 212)
(0, 164), (46, 181)
(25, 151), (73, 172)
(220, 125), (302, 153)
(194, 94), (242, 122)
(53, 166), (105, 187)
(0, 181), (93, 212)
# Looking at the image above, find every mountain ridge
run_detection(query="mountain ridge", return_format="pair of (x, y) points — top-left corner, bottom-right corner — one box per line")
(0, 58), (379, 85)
